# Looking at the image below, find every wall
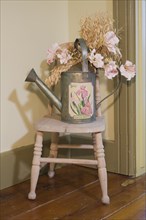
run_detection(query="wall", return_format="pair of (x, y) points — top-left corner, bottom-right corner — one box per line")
(1, 0), (69, 153)
(136, 0), (146, 176)
(68, 0), (114, 140)
(1, 0), (115, 189)
(1, 0), (114, 154)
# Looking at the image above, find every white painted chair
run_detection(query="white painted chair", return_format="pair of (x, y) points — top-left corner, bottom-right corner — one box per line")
(28, 74), (110, 204)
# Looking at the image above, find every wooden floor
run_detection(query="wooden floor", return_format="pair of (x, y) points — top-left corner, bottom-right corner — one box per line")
(0, 165), (146, 220)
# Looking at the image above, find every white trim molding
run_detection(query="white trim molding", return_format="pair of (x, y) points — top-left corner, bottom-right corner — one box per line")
(136, 0), (146, 176)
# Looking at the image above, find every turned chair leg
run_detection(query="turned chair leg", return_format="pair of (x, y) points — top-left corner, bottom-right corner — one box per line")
(28, 131), (43, 200)
(48, 132), (59, 178)
(94, 132), (110, 204)
(92, 133), (98, 161)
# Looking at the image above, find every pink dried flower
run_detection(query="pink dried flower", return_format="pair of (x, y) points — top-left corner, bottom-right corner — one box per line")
(104, 31), (119, 54)
(120, 60), (136, 80)
(57, 48), (71, 64)
(104, 61), (119, 79)
(47, 43), (60, 64)
(89, 49), (104, 68)
(45, 14), (137, 87)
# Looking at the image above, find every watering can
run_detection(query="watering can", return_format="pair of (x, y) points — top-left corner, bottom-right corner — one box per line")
(25, 38), (96, 124)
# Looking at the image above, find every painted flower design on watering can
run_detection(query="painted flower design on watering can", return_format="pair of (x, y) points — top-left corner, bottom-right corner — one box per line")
(69, 83), (93, 119)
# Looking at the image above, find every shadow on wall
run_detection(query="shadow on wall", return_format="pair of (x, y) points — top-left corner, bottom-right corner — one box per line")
(9, 60), (52, 148)
(6, 62), (52, 186)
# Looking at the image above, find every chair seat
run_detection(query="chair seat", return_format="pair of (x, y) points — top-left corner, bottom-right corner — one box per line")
(35, 116), (105, 133)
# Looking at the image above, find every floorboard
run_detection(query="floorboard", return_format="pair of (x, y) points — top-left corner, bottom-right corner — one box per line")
(0, 165), (145, 220)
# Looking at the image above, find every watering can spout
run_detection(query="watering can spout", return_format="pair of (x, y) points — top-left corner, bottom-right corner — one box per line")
(25, 68), (62, 111)
(25, 68), (38, 82)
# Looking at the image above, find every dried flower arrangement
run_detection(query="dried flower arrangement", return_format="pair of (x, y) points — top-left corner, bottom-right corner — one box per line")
(45, 13), (136, 87)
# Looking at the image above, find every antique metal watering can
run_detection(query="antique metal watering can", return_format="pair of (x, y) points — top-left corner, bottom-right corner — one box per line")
(25, 38), (96, 124)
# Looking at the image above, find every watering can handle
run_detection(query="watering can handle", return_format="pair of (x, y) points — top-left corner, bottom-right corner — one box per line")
(74, 38), (89, 72)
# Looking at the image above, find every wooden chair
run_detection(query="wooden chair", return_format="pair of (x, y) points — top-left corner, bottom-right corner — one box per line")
(28, 74), (110, 204)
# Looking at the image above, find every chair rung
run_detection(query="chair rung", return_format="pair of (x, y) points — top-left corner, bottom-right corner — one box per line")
(58, 144), (94, 149)
(40, 158), (98, 165)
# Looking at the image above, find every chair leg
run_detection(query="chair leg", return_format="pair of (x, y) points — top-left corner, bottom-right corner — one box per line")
(48, 132), (59, 178)
(94, 132), (110, 204)
(92, 133), (98, 161)
(28, 131), (43, 200)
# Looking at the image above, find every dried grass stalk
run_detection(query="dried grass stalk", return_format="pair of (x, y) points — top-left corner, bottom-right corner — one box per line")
(80, 13), (114, 51)
(45, 58), (81, 87)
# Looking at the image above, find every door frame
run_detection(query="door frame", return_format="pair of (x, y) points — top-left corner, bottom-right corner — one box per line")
(113, 0), (136, 176)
